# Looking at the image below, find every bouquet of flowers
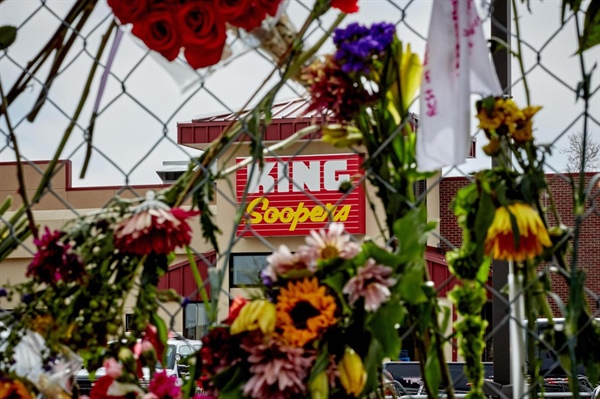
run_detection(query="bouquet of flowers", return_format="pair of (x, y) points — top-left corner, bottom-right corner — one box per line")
(196, 220), (434, 399)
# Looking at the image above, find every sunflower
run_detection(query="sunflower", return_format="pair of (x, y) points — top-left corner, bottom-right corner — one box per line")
(484, 203), (552, 261)
(511, 105), (542, 143)
(476, 97), (522, 133)
(276, 278), (337, 347)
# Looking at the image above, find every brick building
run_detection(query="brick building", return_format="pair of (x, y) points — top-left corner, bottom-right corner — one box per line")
(440, 174), (600, 313)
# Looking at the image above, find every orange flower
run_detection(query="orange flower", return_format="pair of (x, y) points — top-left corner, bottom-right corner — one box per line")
(276, 278), (337, 347)
(484, 203), (552, 261)
(0, 378), (34, 399)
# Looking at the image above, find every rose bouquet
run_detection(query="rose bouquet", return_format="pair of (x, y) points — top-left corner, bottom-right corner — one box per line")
(107, 0), (288, 69)
(195, 220), (435, 399)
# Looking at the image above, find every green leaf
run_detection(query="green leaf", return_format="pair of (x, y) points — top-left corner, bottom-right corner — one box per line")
(361, 242), (403, 270)
(579, 0), (600, 52)
(363, 338), (384, 395)
(398, 263), (427, 304)
(393, 205), (429, 263)
(475, 257), (492, 285)
(473, 192), (495, 248)
(309, 344), (331, 383)
(424, 347), (441, 398)
(561, 0), (583, 23)
(151, 313), (169, 364)
(215, 367), (246, 399)
(366, 301), (404, 359)
(0, 26), (16, 50)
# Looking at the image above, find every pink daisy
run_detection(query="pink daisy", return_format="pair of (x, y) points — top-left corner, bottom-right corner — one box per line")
(342, 259), (397, 312)
(300, 223), (360, 266)
(262, 245), (311, 284)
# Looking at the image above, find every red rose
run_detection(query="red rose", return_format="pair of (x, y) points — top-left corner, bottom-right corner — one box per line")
(331, 0), (359, 14)
(178, 2), (227, 49)
(215, 0), (253, 23)
(176, 2), (227, 68)
(147, 0), (179, 8)
(183, 41), (227, 69)
(131, 10), (181, 61)
(107, 0), (149, 25)
(226, 3), (268, 32)
(256, 0), (284, 16)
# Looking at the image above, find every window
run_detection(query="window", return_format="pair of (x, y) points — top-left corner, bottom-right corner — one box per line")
(125, 313), (134, 331)
(230, 253), (269, 287)
(184, 302), (208, 340)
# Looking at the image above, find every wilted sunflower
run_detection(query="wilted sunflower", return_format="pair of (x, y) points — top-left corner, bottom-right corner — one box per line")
(276, 278), (337, 347)
(484, 202), (552, 261)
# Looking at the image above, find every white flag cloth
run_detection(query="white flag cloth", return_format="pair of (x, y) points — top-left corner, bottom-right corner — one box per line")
(417, 0), (502, 171)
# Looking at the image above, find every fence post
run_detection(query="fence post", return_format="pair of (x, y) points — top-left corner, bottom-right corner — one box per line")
(491, 0), (512, 390)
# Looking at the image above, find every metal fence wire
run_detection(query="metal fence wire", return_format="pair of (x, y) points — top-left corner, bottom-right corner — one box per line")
(0, 1), (599, 399)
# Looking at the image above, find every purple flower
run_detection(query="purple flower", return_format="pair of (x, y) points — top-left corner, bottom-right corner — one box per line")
(333, 22), (396, 74)
(0, 288), (6, 297)
(27, 227), (85, 285)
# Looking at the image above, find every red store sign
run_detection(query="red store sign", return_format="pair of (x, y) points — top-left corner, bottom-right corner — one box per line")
(236, 154), (366, 237)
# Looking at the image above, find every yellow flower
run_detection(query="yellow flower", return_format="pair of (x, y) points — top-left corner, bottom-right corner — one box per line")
(230, 299), (276, 335)
(476, 98), (522, 133)
(512, 105), (542, 143)
(0, 379), (34, 399)
(322, 124), (364, 148)
(484, 203), (552, 261)
(338, 347), (367, 397)
(30, 314), (53, 334)
(309, 371), (330, 399)
(390, 43), (422, 118)
(276, 277), (337, 347)
(483, 136), (501, 156)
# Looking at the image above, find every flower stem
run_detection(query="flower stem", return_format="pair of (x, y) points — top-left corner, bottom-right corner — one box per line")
(0, 13), (115, 246)
(0, 78), (38, 240)
(511, 0), (531, 105)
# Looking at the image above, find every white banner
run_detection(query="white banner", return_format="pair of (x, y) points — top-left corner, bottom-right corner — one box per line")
(417, 0), (502, 171)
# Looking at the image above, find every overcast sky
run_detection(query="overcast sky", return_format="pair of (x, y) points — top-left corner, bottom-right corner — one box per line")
(0, 0), (598, 187)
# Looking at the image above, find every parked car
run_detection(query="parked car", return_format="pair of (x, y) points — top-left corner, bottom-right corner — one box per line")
(75, 336), (202, 396)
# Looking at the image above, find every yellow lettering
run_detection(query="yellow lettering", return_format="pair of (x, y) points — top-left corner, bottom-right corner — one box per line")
(244, 199), (353, 231)
(333, 205), (351, 222)
(247, 197), (266, 223)
(290, 202), (310, 231)
(310, 206), (323, 220)
(280, 207), (294, 223)
(264, 207), (278, 223)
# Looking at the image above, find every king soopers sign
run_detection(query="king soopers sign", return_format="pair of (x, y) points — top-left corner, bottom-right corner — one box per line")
(236, 154), (366, 237)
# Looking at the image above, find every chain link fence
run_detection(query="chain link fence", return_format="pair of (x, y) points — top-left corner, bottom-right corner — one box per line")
(1, 1), (599, 398)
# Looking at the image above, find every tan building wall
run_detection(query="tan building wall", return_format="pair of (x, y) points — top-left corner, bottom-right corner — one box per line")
(0, 160), (214, 333)
(0, 149), (451, 360)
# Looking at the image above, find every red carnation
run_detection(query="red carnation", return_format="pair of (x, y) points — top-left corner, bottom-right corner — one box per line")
(90, 376), (126, 399)
(113, 194), (199, 256)
(107, 0), (149, 25)
(27, 227), (85, 285)
(331, 0), (359, 14)
(131, 10), (181, 61)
